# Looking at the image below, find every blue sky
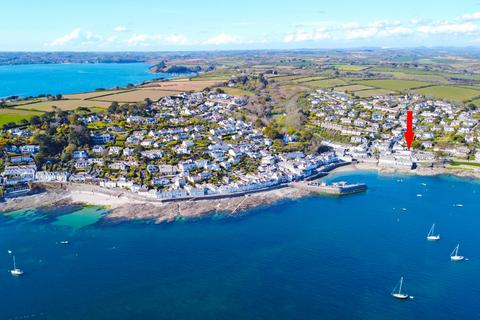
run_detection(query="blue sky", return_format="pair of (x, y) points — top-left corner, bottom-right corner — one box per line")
(2, 0), (480, 51)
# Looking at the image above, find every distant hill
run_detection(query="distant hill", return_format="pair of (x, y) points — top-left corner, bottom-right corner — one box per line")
(149, 61), (212, 74)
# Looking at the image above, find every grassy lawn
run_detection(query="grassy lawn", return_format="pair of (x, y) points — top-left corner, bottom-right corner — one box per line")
(414, 85), (480, 102)
(355, 79), (433, 91)
(0, 109), (44, 126)
(450, 161), (480, 167)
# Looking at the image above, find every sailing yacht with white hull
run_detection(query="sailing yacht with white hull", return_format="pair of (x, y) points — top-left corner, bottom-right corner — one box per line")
(391, 277), (411, 300)
(10, 255), (24, 276)
(450, 244), (465, 261)
(426, 224), (440, 241)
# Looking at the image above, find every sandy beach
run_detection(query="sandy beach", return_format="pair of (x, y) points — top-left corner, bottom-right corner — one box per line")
(1, 163), (479, 223)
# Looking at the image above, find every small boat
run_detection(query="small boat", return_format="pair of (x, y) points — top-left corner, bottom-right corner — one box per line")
(391, 277), (411, 300)
(7, 250), (12, 254)
(421, 183), (427, 186)
(417, 194), (423, 197)
(10, 256), (24, 276)
(426, 224), (440, 241)
(450, 244), (464, 261)
(59, 240), (69, 245)
(454, 204), (464, 207)
(401, 208), (407, 211)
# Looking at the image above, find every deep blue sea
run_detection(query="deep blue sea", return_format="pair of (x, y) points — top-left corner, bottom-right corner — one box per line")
(1, 171), (480, 320)
(0, 63), (171, 98)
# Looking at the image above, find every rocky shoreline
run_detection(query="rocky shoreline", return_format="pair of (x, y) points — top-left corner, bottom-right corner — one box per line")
(0, 182), (311, 223)
(1, 164), (479, 223)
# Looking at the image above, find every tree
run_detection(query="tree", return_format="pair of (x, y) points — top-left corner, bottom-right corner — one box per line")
(30, 116), (41, 126)
(108, 101), (119, 113)
(264, 124), (280, 140)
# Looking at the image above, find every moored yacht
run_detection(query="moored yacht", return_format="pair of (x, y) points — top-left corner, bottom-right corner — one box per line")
(426, 224), (440, 241)
(10, 255), (24, 276)
(391, 277), (411, 300)
(450, 244), (465, 261)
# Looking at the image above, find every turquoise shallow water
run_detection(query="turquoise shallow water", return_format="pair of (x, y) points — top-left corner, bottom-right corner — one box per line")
(0, 63), (171, 98)
(1, 171), (480, 319)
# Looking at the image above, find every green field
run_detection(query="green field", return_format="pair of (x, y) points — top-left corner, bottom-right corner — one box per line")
(304, 78), (348, 88)
(378, 71), (449, 83)
(0, 109), (44, 126)
(355, 79), (433, 91)
(334, 85), (374, 92)
(93, 89), (180, 103)
(354, 89), (395, 98)
(292, 76), (327, 83)
(414, 85), (480, 102)
(15, 99), (111, 112)
(450, 161), (480, 167)
(269, 75), (304, 81)
(334, 64), (369, 71)
(216, 87), (256, 96)
(63, 90), (130, 100)
(471, 98), (480, 106)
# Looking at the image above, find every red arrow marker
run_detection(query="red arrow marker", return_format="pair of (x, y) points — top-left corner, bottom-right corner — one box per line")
(404, 110), (415, 150)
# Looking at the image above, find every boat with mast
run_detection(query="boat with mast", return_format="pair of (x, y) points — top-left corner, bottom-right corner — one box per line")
(426, 224), (440, 241)
(450, 244), (465, 261)
(391, 277), (411, 300)
(10, 255), (24, 276)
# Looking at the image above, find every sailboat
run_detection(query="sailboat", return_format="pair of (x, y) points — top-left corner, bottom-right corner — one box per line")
(426, 224), (440, 241)
(450, 244), (464, 261)
(10, 255), (24, 276)
(391, 277), (410, 300)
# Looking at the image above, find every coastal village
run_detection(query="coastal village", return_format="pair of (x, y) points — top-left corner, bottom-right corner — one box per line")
(307, 89), (479, 168)
(0, 90), (342, 200)
(1, 82), (480, 201)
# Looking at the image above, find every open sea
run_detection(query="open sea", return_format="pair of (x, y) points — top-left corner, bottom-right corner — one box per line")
(0, 63), (171, 98)
(1, 171), (480, 319)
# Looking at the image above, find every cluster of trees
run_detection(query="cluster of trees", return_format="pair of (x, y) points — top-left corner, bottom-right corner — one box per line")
(32, 121), (91, 166)
(107, 101), (150, 116)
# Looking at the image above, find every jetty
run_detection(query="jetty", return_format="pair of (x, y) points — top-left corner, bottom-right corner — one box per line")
(291, 181), (367, 195)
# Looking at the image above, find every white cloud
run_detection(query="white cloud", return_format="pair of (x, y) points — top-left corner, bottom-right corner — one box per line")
(127, 33), (189, 46)
(164, 34), (188, 45)
(114, 26), (128, 32)
(342, 22), (378, 39)
(127, 34), (148, 46)
(203, 33), (239, 45)
(462, 12), (480, 21)
(340, 21), (411, 40)
(344, 27), (378, 40)
(417, 22), (479, 34)
(85, 31), (103, 42)
(283, 27), (330, 43)
(380, 26), (412, 37)
(48, 28), (81, 47)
